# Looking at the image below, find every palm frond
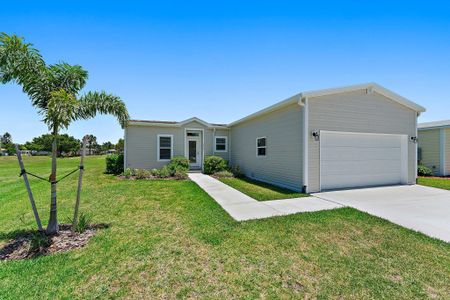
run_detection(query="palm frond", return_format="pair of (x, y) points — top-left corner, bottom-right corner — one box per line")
(0, 32), (45, 88)
(76, 91), (129, 128)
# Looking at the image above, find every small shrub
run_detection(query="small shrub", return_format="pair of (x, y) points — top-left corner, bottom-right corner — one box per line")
(213, 170), (234, 178)
(168, 156), (189, 174)
(105, 154), (124, 175)
(230, 165), (244, 178)
(204, 156), (227, 174)
(135, 169), (151, 179)
(173, 169), (188, 180)
(157, 165), (171, 178)
(418, 165), (433, 177)
(74, 212), (92, 233)
(151, 168), (159, 176)
(123, 168), (133, 178)
(29, 232), (50, 252)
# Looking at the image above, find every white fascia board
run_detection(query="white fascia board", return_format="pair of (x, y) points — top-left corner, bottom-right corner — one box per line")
(229, 94), (301, 126)
(301, 82), (426, 113)
(128, 120), (228, 129)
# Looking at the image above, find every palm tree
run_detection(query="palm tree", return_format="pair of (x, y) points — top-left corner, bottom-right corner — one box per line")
(0, 33), (129, 234)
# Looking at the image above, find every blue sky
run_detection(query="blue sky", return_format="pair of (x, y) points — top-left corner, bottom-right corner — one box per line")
(1, 1), (449, 144)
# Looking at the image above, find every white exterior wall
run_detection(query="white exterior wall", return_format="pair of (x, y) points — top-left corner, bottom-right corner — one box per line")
(308, 90), (417, 192)
(229, 103), (304, 191)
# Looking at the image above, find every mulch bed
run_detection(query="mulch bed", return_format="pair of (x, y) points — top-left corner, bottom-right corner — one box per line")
(0, 224), (106, 261)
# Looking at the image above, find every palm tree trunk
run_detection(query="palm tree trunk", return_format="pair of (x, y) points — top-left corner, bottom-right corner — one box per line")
(46, 129), (59, 235)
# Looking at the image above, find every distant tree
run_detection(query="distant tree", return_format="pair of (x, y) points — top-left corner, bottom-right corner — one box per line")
(1, 132), (12, 145)
(85, 134), (99, 155)
(58, 134), (81, 156)
(25, 134), (53, 152)
(26, 134), (80, 156)
(115, 138), (124, 153)
(1, 132), (15, 155)
(0, 33), (129, 234)
(101, 141), (114, 152)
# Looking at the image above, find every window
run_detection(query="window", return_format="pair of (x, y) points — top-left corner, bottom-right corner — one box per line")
(256, 137), (266, 156)
(157, 134), (173, 161)
(215, 136), (227, 152)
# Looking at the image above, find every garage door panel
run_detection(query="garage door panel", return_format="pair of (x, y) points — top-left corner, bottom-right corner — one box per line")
(321, 173), (403, 190)
(321, 133), (401, 148)
(321, 147), (401, 161)
(321, 160), (401, 176)
(320, 131), (407, 190)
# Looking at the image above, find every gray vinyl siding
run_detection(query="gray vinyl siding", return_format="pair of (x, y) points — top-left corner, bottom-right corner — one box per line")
(446, 129), (450, 175)
(230, 103), (303, 191)
(418, 129), (441, 175)
(125, 120), (229, 169)
(308, 90), (417, 192)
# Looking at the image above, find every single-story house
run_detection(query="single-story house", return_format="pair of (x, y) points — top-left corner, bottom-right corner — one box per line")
(418, 120), (450, 176)
(124, 83), (425, 193)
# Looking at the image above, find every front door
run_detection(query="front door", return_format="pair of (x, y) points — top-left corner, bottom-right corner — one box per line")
(187, 137), (201, 169)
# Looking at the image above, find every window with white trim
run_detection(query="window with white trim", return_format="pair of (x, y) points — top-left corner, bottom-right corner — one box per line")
(157, 135), (173, 161)
(256, 137), (266, 156)
(214, 136), (227, 152)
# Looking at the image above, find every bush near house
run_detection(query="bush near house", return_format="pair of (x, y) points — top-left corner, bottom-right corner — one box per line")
(418, 165), (433, 177)
(121, 157), (189, 180)
(105, 153), (124, 175)
(203, 156), (227, 174)
(167, 156), (189, 173)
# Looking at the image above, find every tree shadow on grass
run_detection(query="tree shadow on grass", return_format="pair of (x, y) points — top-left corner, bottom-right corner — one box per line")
(0, 223), (110, 261)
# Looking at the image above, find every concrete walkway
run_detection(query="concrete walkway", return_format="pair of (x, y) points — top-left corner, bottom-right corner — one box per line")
(188, 173), (341, 221)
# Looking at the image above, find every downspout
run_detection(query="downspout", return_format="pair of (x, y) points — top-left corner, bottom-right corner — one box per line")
(298, 95), (309, 193)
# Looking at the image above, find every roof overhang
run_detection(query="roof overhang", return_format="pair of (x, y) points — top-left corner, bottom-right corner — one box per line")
(127, 117), (228, 129)
(229, 83), (425, 127)
(299, 83), (426, 113)
(418, 120), (450, 130)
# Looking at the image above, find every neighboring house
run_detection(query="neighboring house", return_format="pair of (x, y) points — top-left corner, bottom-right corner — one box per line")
(418, 120), (450, 176)
(105, 149), (117, 155)
(20, 150), (32, 156)
(0, 148), (8, 156)
(125, 83), (425, 193)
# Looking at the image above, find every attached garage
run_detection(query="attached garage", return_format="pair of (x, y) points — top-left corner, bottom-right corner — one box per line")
(320, 131), (409, 190)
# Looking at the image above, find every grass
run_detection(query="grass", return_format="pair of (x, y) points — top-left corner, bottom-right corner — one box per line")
(418, 176), (450, 190)
(0, 156), (449, 299)
(218, 176), (309, 200)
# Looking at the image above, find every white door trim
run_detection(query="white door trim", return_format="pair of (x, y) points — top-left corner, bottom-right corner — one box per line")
(184, 128), (204, 170)
(319, 130), (409, 191)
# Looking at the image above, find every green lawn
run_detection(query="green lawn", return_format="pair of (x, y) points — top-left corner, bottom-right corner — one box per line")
(418, 176), (450, 190)
(1, 156), (450, 299)
(218, 177), (308, 200)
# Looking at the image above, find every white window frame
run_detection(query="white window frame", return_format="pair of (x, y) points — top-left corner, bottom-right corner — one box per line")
(157, 134), (173, 161)
(214, 136), (228, 152)
(256, 137), (267, 157)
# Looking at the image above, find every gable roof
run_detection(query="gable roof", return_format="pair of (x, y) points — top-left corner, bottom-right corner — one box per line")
(128, 117), (228, 128)
(229, 83), (425, 126)
(418, 120), (450, 130)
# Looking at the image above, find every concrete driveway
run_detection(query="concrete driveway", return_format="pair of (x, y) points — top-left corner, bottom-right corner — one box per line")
(313, 185), (450, 243)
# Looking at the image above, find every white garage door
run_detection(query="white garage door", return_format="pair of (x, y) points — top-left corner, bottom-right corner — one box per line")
(320, 131), (408, 190)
